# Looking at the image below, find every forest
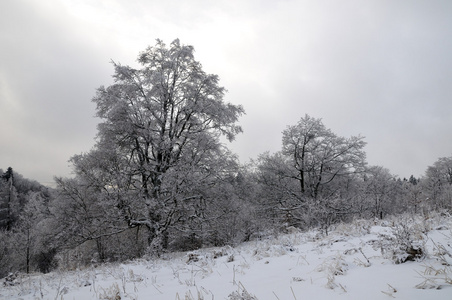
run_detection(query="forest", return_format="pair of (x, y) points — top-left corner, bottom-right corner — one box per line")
(1, 39), (452, 278)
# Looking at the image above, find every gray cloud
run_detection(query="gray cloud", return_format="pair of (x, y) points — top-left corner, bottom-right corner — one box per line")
(1, 0), (452, 185)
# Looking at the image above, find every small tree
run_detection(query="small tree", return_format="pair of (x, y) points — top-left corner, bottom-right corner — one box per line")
(1, 191), (55, 274)
(400, 176), (424, 215)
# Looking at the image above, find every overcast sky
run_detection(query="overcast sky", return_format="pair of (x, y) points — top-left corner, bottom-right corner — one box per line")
(2, 0), (452, 186)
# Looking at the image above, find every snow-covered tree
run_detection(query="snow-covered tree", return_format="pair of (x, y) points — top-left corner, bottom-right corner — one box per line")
(256, 115), (366, 229)
(59, 39), (244, 254)
(360, 166), (398, 219)
(423, 156), (452, 210)
(0, 167), (17, 230)
(281, 115), (366, 199)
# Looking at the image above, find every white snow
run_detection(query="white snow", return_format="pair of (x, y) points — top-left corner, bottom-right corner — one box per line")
(2, 214), (452, 299)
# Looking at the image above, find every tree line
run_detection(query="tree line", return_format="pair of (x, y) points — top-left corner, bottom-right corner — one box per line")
(1, 39), (452, 277)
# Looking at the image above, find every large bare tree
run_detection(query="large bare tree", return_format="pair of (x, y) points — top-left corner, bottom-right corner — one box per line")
(60, 39), (244, 252)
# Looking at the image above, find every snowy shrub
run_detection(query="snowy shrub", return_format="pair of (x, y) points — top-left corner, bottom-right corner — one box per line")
(391, 223), (426, 264)
(334, 219), (372, 237)
(315, 253), (348, 290)
(374, 220), (427, 264)
(251, 244), (289, 259)
(2, 272), (19, 286)
(200, 246), (233, 261)
(304, 230), (324, 243)
(186, 253), (200, 264)
(212, 249), (226, 259)
(98, 282), (121, 300)
(317, 253), (348, 276)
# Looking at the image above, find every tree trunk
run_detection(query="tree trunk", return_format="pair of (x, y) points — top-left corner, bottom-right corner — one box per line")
(26, 228), (30, 274)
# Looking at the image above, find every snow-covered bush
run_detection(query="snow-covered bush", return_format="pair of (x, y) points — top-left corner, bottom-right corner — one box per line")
(98, 282), (121, 300)
(317, 253), (348, 276)
(392, 222), (426, 263)
(374, 218), (427, 264)
(333, 218), (372, 237)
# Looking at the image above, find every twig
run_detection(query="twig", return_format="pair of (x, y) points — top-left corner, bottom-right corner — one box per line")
(381, 290), (395, 298)
(290, 286), (297, 300)
(358, 247), (371, 266)
(54, 275), (63, 300)
(296, 255), (309, 266)
(233, 265), (236, 286)
(153, 283), (163, 294)
(387, 283), (397, 293)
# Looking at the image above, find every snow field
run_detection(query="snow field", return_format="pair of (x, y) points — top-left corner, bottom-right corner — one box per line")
(1, 214), (452, 299)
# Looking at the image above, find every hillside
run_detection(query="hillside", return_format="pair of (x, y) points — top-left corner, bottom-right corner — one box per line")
(2, 213), (452, 300)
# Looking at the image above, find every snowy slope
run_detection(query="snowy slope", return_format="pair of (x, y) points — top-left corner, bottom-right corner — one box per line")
(2, 214), (452, 300)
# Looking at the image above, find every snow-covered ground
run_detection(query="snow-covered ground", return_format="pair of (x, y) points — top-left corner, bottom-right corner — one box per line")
(2, 214), (452, 300)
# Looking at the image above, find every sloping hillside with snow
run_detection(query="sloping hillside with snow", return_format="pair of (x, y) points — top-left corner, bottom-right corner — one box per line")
(2, 213), (452, 300)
